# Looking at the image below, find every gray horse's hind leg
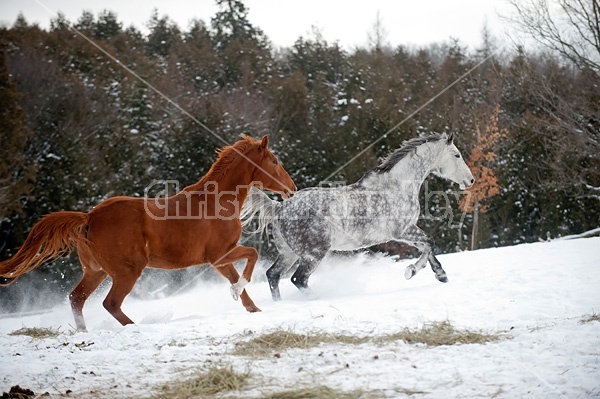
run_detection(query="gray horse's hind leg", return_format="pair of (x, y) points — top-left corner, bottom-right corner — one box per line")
(398, 225), (448, 283)
(267, 254), (298, 301)
(267, 227), (299, 301)
(291, 255), (325, 295)
(289, 242), (329, 296)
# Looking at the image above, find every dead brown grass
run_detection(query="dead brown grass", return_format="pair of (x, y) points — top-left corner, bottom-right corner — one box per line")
(153, 365), (249, 399)
(580, 312), (600, 324)
(233, 328), (368, 357)
(380, 320), (502, 347)
(233, 322), (501, 357)
(257, 385), (368, 399)
(8, 326), (60, 339)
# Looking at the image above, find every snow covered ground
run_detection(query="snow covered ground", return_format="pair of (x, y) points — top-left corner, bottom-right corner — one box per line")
(1, 237), (599, 398)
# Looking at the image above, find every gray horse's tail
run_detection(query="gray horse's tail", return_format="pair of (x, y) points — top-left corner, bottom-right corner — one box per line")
(241, 188), (281, 234)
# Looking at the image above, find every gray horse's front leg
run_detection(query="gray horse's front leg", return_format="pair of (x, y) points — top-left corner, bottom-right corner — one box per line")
(428, 253), (448, 283)
(403, 247), (429, 280)
(398, 225), (448, 283)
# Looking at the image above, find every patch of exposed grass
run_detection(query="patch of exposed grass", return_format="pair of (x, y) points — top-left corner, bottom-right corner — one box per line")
(580, 312), (600, 324)
(257, 385), (368, 399)
(8, 326), (60, 339)
(233, 322), (502, 356)
(233, 328), (368, 356)
(380, 320), (501, 347)
(153, 365), (249, 399)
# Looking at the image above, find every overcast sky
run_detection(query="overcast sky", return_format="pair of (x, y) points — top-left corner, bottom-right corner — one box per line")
(0, 0), (515, 50)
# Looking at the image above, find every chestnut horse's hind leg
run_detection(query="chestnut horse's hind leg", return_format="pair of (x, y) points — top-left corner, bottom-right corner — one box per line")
(69, 268), (107, 331)
(215, 263), (261, 312)
(212, 246), (258, 302)
(102, 270), (142, 326)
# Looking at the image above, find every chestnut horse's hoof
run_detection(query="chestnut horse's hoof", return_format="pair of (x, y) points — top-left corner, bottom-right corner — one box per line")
(230, 285), (240, 301)
(245, 305), (262, 312)
(230, 277), (249, 301)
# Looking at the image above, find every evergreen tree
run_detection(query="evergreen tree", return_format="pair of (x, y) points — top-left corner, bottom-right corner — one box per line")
(74, 11), (94, 33)
(12, 13), (29, 30)
(94, 10), (122, 39)
(0, 47), (36, 226)
(211, 0), (271, 86)
(146, 9), (180, 58)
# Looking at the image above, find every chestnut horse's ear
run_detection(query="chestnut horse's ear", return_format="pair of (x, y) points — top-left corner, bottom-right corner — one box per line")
(260, 135), (269, 150)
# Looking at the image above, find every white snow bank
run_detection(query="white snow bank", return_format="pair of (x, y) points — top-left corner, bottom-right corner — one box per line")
(0, 238), (599, 398)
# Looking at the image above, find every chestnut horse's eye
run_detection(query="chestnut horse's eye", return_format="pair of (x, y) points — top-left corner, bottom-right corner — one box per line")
(273, 159), (278, 165)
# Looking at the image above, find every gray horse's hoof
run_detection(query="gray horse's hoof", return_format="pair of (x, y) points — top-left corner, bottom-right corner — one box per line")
(405, 265), (416, 280)
(436, 274), (449, 283)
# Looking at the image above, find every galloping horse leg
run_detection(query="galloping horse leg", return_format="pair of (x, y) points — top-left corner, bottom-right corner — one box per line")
(69, 268), (107, 331)
(399, 225), (448, 282)
(266, 252), (299, 301)
(290, 249), (327, 296)
(215, 263), (261, 312)
(69, 247), (107, 331)
(102, 269), (143, 326)
(427, 253), (448, 283)
(213, 245), (258, 302)
(267, 228), (299, 301)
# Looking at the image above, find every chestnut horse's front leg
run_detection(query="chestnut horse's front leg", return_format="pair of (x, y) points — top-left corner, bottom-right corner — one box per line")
(212, 245), (260, 308)
(214, 262), (261, 312)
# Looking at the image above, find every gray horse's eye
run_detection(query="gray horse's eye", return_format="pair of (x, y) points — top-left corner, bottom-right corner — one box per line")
(455, 154), (460, 158)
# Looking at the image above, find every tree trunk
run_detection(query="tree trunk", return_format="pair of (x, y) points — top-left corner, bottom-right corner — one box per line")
(471, 198), (479, 251)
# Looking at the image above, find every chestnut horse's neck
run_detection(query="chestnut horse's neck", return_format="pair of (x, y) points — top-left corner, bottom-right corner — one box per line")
(182, 141), (262, 205)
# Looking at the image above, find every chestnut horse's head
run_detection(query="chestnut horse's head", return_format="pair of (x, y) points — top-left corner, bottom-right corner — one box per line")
(249, 135), (296, 199)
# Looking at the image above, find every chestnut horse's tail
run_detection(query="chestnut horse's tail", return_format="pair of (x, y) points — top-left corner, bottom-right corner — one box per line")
(0, 211), (89, 286)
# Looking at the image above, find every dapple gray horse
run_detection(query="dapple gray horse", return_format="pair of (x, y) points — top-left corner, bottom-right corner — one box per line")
(241, 133), (474, 301)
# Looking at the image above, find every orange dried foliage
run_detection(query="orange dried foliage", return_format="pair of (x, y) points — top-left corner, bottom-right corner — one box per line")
(460, 107), (507, 214)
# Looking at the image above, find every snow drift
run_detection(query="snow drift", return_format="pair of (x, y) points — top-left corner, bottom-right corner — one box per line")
(0, 237), (599, 398)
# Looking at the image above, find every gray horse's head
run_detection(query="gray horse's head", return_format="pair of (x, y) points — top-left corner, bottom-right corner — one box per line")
(431, 133), (474, 190)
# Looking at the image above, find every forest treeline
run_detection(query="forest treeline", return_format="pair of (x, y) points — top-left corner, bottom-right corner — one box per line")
(1, 0), (599, 307)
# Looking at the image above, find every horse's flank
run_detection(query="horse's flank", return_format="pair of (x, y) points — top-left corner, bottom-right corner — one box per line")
(0, 135), (296, 330)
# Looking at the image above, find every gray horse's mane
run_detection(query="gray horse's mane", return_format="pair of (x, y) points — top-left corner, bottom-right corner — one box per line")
(356, 134), (443, 184)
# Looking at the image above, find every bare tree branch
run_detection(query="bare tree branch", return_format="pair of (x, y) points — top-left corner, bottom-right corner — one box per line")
(505, 0), (600, 72)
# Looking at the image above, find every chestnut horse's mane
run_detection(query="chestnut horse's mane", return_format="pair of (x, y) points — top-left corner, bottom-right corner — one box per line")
(0, 134), (296, 330)
(187, 135), (260, 190)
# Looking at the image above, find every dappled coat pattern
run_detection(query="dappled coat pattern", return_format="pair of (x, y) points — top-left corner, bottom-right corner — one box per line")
(242, 133), (474, 301)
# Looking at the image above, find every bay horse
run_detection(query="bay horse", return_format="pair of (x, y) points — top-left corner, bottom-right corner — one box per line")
(241, 133), (474, 301)
(0, 135), (296, 331)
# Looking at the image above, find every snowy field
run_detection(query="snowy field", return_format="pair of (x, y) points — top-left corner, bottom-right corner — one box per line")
(1, 237), (599, 398)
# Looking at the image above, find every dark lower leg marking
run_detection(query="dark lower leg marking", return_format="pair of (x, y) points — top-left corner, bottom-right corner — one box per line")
(428, 253), (448, 283)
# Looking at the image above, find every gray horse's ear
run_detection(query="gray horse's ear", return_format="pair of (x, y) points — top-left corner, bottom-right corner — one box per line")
(447, 132), (455, 144)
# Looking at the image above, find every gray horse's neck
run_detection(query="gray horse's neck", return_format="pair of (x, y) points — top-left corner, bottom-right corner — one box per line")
(360, 141), (440, 192)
